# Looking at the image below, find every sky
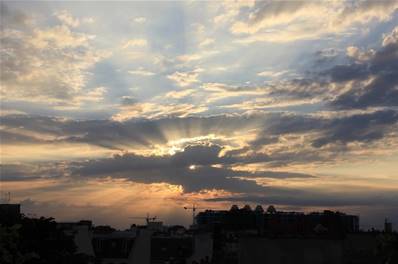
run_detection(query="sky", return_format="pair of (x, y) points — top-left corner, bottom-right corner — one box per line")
(1, 0), (398, 230)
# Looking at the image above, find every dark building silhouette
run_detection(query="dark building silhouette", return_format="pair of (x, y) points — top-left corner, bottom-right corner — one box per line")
(151, 236), (193, 264)
(90, 222), (213, 264)
(196, 205), (359, 238)
(92, 231), (136, 260)
(0, 203), (21, 226)
(2, 205), (396, 264)
(194, 205), (398, 264)
(385, 218), (393, 233)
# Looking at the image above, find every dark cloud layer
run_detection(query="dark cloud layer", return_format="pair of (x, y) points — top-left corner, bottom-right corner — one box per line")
(330, 35), (398, 109)
(0, 163), (64, 181)
(251, 110), (398, 148)
(70, 144), (315, 193)
(312, 110), (398, 147)
(0, 114), (263, 149)
(259, 26), (398, 112)
(3, 107), (397, 151)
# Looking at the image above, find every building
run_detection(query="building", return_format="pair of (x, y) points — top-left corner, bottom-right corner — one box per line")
(0, 203), (21, 225)
(196, 205), (367, 263)
(57, 220), (95, 257)
(92, 229), (138, 264)
(150, 235), (193, 264)
(239, 237), (344, 264)
(239, 232), (397, 264)
(90, 222), (213, 264)
(384, 218), (393, 233)
(196, 205), (359, 237)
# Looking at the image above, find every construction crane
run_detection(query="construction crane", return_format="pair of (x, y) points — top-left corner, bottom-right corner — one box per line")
(184, 204), (206, 226)
(129, 213), (158, 225)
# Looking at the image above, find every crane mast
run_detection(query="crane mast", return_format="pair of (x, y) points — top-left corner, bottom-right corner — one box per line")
(184, 204), (205, 226)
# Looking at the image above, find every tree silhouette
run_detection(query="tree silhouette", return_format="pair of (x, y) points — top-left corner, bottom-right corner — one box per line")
(0, 216), (93, 264)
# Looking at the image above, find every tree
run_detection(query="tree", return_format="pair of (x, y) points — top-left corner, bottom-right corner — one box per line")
(0, 216), (93, 264)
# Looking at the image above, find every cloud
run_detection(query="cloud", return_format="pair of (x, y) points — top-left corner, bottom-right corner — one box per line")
(213, 0), (255, 25)
(176, 54), (202, 62)
(0, 5), (109, 106)
(30, 25), (92, 48)
(128, 68), (156, 76)
(112, 102), (208, 121)
(201, 82), (266, 103)
(0, 109), (27, 117)
(229, 1), (398, 43)
(198, 38), (215, 47)
(382, 26), (398, 46)
(233, 1), (316, 34)
(0, 114), (256, 151)
(0, 163), (63, 181)
(257, 70), (290, 78)
(2, 108), (397, 161)
(314, 48), (341, 64)
(328, 26), (398, 109)
(311, 110), (398, 147)
(265, 79), (328, 101)
(0, 2), (31, 28)
(346, 46), (375, 62)
(82, 17), (95, 24)
(167, 71), (200, 87)
(132, 17), (146, 24)
(176, 50), (219, 63)
(238, 26), (398, 111)
(248, 135), (279, 151)
(73, 87), (107, 104)
(256, 110), (398, 148)
(69, 144), (315, 193)
(54, 10), (80, 28)
(5, 142), (387, 217)
(2, 110), (397, 219)
(122, 38), (148, 48)
(164, 89), (196, 99)
(63, 145), (255, 193)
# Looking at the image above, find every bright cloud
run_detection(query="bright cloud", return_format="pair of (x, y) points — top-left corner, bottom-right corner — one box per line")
(167, 70), (200, 87)
(122, 38), (148, 48)
(133, 16), (146, 24)
(1, 8), (109, 106)
(128, 68), (156, 76)
(54, 10), (80, 27)
(230, 1), (398, 43)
